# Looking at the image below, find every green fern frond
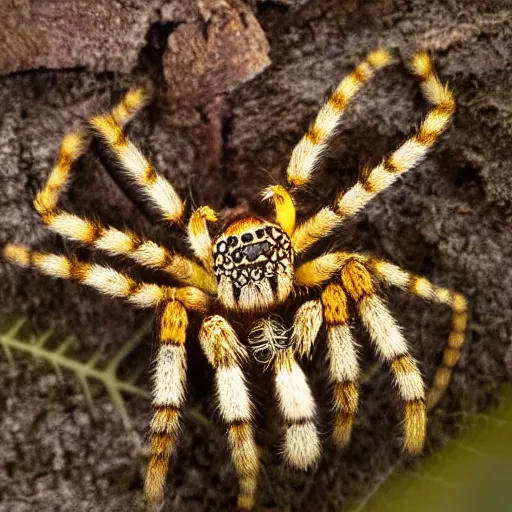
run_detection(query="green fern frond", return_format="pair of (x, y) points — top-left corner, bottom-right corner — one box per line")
(0, 317), (151, 429)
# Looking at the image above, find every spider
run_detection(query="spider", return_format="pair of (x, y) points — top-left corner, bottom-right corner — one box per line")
(4, 49), (467, 510)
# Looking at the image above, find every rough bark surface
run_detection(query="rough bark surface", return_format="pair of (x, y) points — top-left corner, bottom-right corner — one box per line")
(0, 0), (511, 510)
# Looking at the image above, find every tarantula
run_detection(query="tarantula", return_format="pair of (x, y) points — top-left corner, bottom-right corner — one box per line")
(4, 49), (467, 510)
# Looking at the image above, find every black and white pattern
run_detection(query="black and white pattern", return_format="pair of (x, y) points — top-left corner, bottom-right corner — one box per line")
(213, 224), (292, 294)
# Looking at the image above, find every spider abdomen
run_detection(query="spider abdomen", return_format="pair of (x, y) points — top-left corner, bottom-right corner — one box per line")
(213, 217), (294, 312)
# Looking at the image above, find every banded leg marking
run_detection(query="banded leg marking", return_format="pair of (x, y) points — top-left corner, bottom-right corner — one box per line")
(291, 299), (323, 359)
(3, 245), (209, 312)
(145, 301), (188, 505)
(90, 113), (184, 223)
(199, 316), (258, 511)
(34, 86), (151, 223)
(291, 51), (455, 255)
(287, 49), (392, 187)
(295, 252), (467, 410)
(37, 212), (216, 294)
(322, 283), (360, 447)
(368, 259), (468, 408)
(273, 349), (321, 469)
(188, 206), (218, 272)
(341, 260), (427, 454)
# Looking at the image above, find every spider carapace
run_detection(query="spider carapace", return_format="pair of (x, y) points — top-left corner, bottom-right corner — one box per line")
(4, 49), (468, 510)
(213, 218), (294, 311)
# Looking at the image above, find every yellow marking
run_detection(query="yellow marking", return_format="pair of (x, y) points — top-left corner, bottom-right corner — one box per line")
(366, 48), (392, 68)
(144, 163), (158, 185)
(188, 206), (217, 271)
(415, 109), (452, 146)
(305, 125), (325, 145)
(447, 332), (465, 349)
(223, 216), (264, 235)
(189, 206), (218, 235)
(288, 174), (307, 187)
(404, 399), (426, 454)
(453, 293), (467, 312)
(160, 301), (188, 344)
(452, 313), (467, 332)
(150, 406), (180, 434)
(332, 381), (359, 413)
(442, 347), (461, 368)
(228, 421), (259, 476)
(322, 283), (349, 325)
(3, 245), (31, 266)
(227, 421), (259, 510)
(60, 130), (86, 159)
(408, 276), (433, 298)
(262, 185), (296, 236)
(328, 90), (348, 111)
(291, 207), (340, 254)
(333, 412), (355, 447)
(391, 354), (418, 375)
(145, 432), (176, 504)
(294, 252), (352, 287)
(352, 63), (370, 84)
(90, 114), (123, 145)
(33, 129), (89, 220)
(199, 315), (248, 368)
(175, 287), (209, 312)
(165, 256), (217, 295)
(410, 51), (433, 81)
(434, 287), (452, 304)
(341, 260), (375, 302)
(112, 86), (151, 126)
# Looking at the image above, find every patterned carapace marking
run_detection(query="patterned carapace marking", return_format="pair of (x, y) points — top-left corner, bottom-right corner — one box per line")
(213, 224), (292, 300)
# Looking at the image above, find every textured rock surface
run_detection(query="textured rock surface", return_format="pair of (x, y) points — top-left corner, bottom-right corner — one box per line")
(0, 0), (162, 74)
(0, 0), (511, 510)
(163, 0), (271, 104)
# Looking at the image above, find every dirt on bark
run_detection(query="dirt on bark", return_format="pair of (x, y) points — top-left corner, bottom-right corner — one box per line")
(0, 0), (511, 511)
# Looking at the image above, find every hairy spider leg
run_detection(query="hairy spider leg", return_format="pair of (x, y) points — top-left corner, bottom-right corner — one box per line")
(321, 283), (360, 446)
(90, 110), (184, 224)
(294, 251), (467, 408)
(31, 88), (215, 293)
(2, 245), (208, 312)
(341, 260), (426, 454)
(287, 49), (392, 188)
(273, 348), (321, 469)
(366, 259), (468, 409)
(145, 300), (189, 505)
(292, 51), (455, 254)
(199, 316), (259, 511)
(34, 86), (151, 222)
(188, 206), (218, 272)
